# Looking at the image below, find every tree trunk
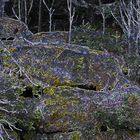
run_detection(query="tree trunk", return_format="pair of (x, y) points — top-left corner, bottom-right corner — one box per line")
(0, 0), (5, 17)
(21, 0), (25, 22)
(38, 0), (42, 32)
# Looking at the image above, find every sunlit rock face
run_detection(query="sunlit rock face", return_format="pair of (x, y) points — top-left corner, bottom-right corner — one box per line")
(0, 17), (32, 40)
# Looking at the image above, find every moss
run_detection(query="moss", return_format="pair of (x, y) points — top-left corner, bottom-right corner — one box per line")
(49, 76), (61, 86)
(43, 86), (56, 96)
(43, 86), (86, 132)
(15, 110), (42, 131)
(9, 47), (16, 53)
(90, 49), (104, 54)
(62, 80), (78, 86)
(76, 57), (84, 70)
(73, 56), (84, 80)
(70, 112), (86, 122)
(91, 81), (103, 91)
(122, 67), (129, 75)
(127, 94), (140, 105)
(70, 131), (81, 140)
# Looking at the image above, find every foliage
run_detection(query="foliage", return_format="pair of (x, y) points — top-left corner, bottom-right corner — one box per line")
(111, 0), (140, 55)
(81, 94), (140, 138)
(72, 23), (126, 54)
(124, 54), (140, 85)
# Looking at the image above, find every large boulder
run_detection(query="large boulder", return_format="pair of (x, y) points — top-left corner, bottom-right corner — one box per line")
(6, 42), (118, 91)
(0, 73), (140, 139)
(1, 37), (140, 139)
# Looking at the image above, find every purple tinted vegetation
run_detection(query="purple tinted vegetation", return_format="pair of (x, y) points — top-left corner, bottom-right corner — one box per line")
(49, 39), (65, 45)
(0, 53), (4, 56)
(124, 87), (140, 93)
(40, 64), (49, 69)
(9, 52), (16, 57)
(51, 67), (71, 79)
(6, 59), (15, 64)
(81, 96), (91, 106)
(15, 45), (22, 51)
(42, 38), (49, 44)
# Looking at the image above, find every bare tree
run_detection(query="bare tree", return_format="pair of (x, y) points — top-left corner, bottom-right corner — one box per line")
(12, 0), (34, 24)
(0, 0), (9, 17)
(67, 0), (75, 44)
(43, 0), (55, 32)
(23, 0), (27, 24)
(0, 0), (4, 17)
(112, 31), (121, 47)
(22, 0), (34, 24)
(27, 0), (34, 23)
(23, 0), (33, 24)
(96, 0), (111, 35)
(111, 0), (140, 55)
(38, 0), (42, 32)
(18, 0), (21, 20)
(12, 0), (21, 21)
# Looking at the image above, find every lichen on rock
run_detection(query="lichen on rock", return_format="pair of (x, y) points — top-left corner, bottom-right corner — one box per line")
(1, 26), (140, 140)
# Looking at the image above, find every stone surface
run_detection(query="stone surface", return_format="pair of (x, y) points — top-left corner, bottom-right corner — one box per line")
(0, 27), (140, 139)
(0, 17), (32, 39)
(28, 31), (68, 45)
(6, 42), (118, 91)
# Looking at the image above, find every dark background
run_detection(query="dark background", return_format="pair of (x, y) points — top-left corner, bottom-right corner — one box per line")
(3, 0), (116, 33)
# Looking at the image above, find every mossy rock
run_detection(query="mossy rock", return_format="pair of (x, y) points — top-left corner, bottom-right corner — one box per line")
(5, 43), (119, 91)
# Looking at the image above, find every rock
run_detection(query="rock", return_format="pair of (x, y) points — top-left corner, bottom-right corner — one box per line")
(1, 73), (140, 139)
(1, 38), (140, 139)
(0, 17), (33, 40)
(8, 43), (118, 91)
(27, 31), (68, 45)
